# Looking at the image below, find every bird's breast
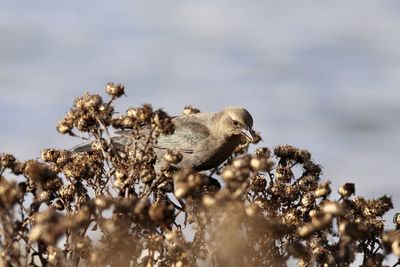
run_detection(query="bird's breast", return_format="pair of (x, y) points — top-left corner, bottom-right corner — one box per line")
(193, 135), (241, 171)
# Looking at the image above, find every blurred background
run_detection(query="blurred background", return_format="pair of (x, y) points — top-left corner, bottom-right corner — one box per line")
(1, 0), (399, 257)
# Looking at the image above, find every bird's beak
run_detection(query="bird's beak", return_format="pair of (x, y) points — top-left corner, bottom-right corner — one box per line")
(241, 127), (254, 142)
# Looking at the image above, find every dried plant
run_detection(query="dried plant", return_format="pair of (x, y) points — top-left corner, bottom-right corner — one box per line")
(0, 83), (399, 267)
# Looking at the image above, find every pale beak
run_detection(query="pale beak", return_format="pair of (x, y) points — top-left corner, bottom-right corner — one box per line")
(241, 127), (254, 142)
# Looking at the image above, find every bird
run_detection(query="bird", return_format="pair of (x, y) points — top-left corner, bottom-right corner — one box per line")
(73, 106), (255, 172)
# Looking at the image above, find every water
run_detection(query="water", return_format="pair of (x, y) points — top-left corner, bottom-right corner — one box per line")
(1, 1), (400, 264)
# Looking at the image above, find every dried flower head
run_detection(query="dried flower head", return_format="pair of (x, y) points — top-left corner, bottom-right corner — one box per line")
(250, 154), (274, 172)
(174, 168), (209, 198)
(0, 153), (16, 168)
(164, 150), (183, 165)
(1, 84), (398, 267)
(250, 174), (267, 192)
(183, 105), (200, 115)
(338, 182), (355, 198)
(394, 213), (400, 230)
(0, 178), (23, 208)
(106, 82), (125, 98)
(314, 180), (331, 198)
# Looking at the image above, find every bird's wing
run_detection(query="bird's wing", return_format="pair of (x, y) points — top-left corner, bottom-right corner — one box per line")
(71, 142), (92, 152)
(154, 118), (210, 154)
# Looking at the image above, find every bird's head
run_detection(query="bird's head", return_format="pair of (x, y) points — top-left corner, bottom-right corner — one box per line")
(219, 106), (254, 142)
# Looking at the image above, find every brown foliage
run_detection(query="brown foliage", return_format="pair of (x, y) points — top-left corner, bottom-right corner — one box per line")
(0, 83), (399, 267)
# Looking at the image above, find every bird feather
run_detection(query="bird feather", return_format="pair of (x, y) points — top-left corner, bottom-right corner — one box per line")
(154, 117), (210, 154)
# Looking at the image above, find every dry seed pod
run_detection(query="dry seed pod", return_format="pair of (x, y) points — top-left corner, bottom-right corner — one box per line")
(250, 174), (267, 192)
(163, 150), (183, 164)
(338, 183), (355, 198)
(394, 213), (400, 229)
(0, 179), (23, 208)
(298, 224), (316, 239)
(255, 147), (271, 158)
(321, 201), (342, 216)
(232, 156), (250, 169)
(0, 154), (16, 168)
(183, 105), (200, 115)
(3, 87), (398, 266)
(301, 193), (315, 208)
(314, 181), (331, 198)
(274, 144), (297, 158)
(250, 155), (274, 172)
(41, 149), (59, 162)
(57, 119), (73, 134)
(221, 167), (237, 182)
(106, 82), (125, 98)
(294, 149), (311, 163)
(275, 166), (293, 183)
(392, 240), (400, 256)
(24, 161), (58, 184)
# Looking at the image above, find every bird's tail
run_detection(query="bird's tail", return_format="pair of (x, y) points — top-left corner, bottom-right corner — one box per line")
(70, 142), (93, 152)
(71, 135), (134, 153)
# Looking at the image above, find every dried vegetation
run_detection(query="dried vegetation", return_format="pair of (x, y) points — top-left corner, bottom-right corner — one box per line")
(0, 83), (399, 266)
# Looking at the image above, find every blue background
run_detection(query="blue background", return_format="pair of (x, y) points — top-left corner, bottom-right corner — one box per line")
(1, 2), (399, 263)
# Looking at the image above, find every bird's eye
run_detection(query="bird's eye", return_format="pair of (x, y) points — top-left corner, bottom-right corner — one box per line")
(232, 120), (240, 126)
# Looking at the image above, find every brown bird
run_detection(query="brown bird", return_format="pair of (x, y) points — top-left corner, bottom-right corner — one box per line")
(74, 106), (255, 172)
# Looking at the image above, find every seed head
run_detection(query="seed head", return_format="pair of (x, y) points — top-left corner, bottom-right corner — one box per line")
(255, 147), (271, 158)
(164, 150), (183, 164)
(74, 93), (103, 111)
(338, 183), (355, 198)
(394, 213), (400, 230)
(314, 181), (331, 198)
(0, 153), (16, 168)
(250, 174), (267, 192)
(0, 179), (23, 208)
(127, 104), (153, 123)
(57, 118), (73, 134)
(24, 161), (59, 185)
(232, 156), (250, 169)
(250, 155), (274, 172)
(301, 193), (315, 208)
(275, 166), (293, 183)
(321, 201), (342, 216)
(106, 82), (125, 98)
(183, 105), (200, 115)
(149, 200), (175, 225)
(274, 145), (297, 158)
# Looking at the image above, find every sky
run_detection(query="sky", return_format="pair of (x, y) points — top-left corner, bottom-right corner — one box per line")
(1, 1), (400, 262)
